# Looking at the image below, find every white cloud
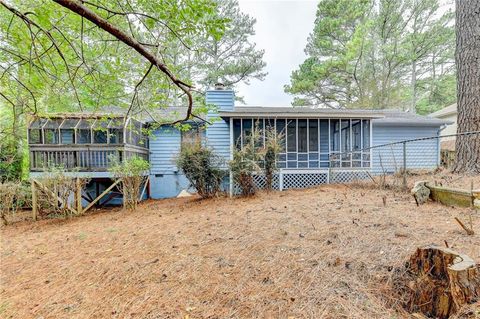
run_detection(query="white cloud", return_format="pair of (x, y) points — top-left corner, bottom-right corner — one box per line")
(236, 0), (318, 106)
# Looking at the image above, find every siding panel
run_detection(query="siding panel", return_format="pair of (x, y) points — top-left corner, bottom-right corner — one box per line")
(372, 124), (439, 174)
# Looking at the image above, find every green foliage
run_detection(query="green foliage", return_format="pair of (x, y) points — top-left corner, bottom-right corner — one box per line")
(0, 181), (30, 225)
(285, 0), (456, 113)
(0, 0), (265, 180)
(176, 137), (225, 198)
(263, 127), (284, 191)
(229, 127), (262, 196)
(0, 139), (23, 182)
(108, 156), (150, 210)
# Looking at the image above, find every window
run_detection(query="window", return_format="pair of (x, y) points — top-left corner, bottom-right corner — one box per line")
(276, 119), (286, 152)
(29, 129), (42, 144)
(254, 119), (264, 148)
(298, 119), (307, 152)
(109, 129), (123, 144)
(28, 118), (47, 144)
(242, 119), (252, 145)
(59, 119), (78, 144)
(76, 119), (93, 144)
(308, 119), (318, 152)
(352, 120), (361, 151)
(61, 129), (74, 144)
(44, 129), (59, 144)
(77, 129), (91, 144)
(331, 120), (340, 151)
(108, 118), (125, 144)
(233, 119), (241, 149)
(43, 119), (62, 144)
(341, 119), (350, 152)
(287, 120), (296, 152)
(362, 120), (370, 148)
(93, 130), (107, 143)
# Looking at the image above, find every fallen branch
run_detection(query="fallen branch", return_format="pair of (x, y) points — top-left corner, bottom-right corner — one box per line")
(454, 217), (475, 235)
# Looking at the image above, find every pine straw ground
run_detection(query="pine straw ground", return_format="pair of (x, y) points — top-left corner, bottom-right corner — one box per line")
(1, 176), (480, 318)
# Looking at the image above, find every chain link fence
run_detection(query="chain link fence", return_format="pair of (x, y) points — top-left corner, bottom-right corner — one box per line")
(334, 131), (480, 189)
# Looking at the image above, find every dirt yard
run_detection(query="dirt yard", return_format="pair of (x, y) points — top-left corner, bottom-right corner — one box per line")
(1, 178), (479, 318)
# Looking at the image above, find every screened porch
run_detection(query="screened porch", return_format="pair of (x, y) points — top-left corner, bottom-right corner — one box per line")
(28, 115), (148, 172)
(231, 118), (372, 170)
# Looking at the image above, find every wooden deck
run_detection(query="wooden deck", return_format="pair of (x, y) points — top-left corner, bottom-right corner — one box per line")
(29, 144), (149, 172)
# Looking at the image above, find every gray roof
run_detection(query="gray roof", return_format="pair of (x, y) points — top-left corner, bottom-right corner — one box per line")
(219, 106), (451, 126)
(40, 105), (451, 127)
(219, 106), (385, 119)
(373, 109), (452, 126)
(429, 103), (457, 118)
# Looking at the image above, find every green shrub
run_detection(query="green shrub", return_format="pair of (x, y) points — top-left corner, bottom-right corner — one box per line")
(176, 138), (225, 198)
(109, 156), (150, 210)
(229, 130), (263, 196)
(0, 181), (30, 225)
(263, 127), (284, 191)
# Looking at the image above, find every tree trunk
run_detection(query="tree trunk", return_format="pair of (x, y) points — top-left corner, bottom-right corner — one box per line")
(405, 245), (480, 318)
(453, 0), (480, 173)
(411, 59), (417, 113)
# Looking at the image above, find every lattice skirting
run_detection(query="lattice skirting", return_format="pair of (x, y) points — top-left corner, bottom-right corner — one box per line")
(282, 172), (328, 189)
(232, 170), (370, 194)
(232, 173), (280, 195)
(330, 170), (370, 183)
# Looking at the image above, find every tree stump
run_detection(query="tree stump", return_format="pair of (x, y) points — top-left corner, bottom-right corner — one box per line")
(405, 245), (480, 318)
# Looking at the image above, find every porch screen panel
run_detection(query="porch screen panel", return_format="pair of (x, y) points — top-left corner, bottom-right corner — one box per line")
(341, 119), (351, 167)
(351, 120), (361, 167)
(330, 120), (340, 167)
(233, 119), (241, 149)
(362, 120), (370, 167)
(287, 120), (297, 168)
(297, 119), (308, 167)
(308, 119), (319, 168)
(276, 119), (286, 168)
(298, 120), (307, 152)
(242, 119), (252, 145)
(319, 120), (329, 167)
(254, 119), (264, 148)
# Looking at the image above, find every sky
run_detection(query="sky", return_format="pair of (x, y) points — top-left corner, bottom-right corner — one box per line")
(236, 0), (318, 106)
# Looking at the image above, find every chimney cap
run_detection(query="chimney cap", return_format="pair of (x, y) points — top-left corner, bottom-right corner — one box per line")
(214, 82), (225, 90)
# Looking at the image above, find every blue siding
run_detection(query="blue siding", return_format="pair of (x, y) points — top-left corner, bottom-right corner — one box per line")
(147, 89), (234, 198)
(149, 126), (181, 174)
(205, 89), (233, 166)
(149, 126), (187, 198)
(372, 124), (440, 174)
(150, 174), (191, 199)
(206, 90), (234, 112)
(206, 119), (231, 165)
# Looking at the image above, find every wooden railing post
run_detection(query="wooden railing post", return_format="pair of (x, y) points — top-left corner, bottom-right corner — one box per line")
(31, 179), (37, 221)
(76, 178), (83, 215)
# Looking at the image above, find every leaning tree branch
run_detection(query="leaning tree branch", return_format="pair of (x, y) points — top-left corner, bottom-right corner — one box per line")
(52, 0), (196, 124)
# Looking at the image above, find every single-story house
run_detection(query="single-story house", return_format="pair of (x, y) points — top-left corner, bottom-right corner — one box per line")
(28, 86), (449, 201)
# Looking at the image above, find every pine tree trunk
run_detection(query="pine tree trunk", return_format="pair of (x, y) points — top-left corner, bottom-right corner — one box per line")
(453, 0), (480, 173)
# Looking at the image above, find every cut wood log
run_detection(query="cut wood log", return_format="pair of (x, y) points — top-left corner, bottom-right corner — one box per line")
(404, 245), (480, 319)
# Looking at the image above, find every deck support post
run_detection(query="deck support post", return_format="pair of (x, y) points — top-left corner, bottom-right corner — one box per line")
(31, 179), (37, 221)
(76, 178), (83, 215)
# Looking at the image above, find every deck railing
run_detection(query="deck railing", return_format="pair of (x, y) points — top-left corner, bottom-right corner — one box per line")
(29, 144), (149, 172)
